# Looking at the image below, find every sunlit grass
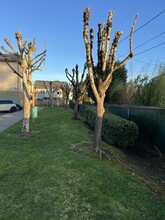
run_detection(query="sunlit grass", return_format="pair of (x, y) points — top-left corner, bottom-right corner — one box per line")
(0, 107), (165, 219)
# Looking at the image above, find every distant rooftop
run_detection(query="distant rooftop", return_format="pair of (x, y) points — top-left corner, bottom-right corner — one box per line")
(34, 80), (67, 89)
(0, 54), (20, 62)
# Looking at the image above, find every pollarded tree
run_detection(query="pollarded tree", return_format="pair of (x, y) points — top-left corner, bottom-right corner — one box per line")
(83, 8), (137, 151)
(0, 31), (46, 135)
(60, 83), (71, 109)
(65, 63), (88, 119)
(42, 81), (56, 108)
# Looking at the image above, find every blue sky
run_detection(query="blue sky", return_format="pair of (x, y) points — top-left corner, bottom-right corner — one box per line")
(0, 0), (164, 82)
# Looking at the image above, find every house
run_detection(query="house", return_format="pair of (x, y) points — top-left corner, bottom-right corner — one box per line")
(0, 54), (23, 104)
(34, 80), (67, 106)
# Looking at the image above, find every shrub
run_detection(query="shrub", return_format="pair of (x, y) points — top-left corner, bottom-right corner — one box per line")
(83, 107), (139, 149)
(84, 108), (96, 129)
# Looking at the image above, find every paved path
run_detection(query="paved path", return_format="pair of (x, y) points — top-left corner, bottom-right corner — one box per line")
(0, 110), (23, 132)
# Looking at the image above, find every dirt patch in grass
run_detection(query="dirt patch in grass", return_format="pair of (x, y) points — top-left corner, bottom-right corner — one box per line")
(70, 141), (165, 200)
(121, 151), (165, 198)
(7, 130), (41, 138)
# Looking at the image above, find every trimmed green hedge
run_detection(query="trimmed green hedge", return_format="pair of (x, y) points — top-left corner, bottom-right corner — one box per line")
(83, 107), (139, 149)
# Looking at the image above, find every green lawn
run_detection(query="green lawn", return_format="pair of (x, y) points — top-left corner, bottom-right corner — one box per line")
(0, 108), (165, 220)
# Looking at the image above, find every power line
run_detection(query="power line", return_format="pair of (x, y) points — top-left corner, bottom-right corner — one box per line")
(134, 32), (165, 50)
(118, 31), (165, 58)
(119, 9), (165, 44)
(131, 59), (165, 67)
(134, 42), (165, 56)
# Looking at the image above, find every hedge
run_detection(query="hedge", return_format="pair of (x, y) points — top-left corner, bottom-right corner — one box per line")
(83, 107), (139, 149)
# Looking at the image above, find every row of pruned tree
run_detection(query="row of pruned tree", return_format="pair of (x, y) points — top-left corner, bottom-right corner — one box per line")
(0, 7), (138, 153)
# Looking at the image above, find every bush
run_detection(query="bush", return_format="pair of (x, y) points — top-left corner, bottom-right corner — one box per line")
(83, 107), (139, 149)
(84, 108), (96, 129)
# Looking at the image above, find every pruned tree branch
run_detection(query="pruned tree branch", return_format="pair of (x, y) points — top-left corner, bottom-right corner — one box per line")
(0, 52), (22, 77)
(4, 38), (18, 54)
(81, 63), (87, 82)
(32, 54), (46, 67)
(32, 56), (45, 72)
(5, 60), (22, 78)
(65, 64), (88, 104)
(15, 31), (23, 53)
(103, 10), (113, 71)
(32, 49), (47, 63)
(83, 8), (100, 102)
(75, 64), (79, 84)
(115, 13), (138, 70)
(130, 14), (138, 55)
(65, 68), (76, 85)
(0, 46), (16, 56)
(32, 60), (45, 72)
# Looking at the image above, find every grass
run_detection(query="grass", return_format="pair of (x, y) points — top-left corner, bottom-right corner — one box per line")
(0, 107), (165, 220)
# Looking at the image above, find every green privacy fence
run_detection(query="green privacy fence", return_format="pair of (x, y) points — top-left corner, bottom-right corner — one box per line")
(108, 105), (165, 154)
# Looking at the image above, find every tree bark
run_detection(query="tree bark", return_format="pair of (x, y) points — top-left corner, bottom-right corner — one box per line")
(93, 116), (103, 151)
(50, 97), (53, 108)
(22, 85), (31, 134)
(73, 99), (79, 120)
(93, 98), (105, 150)
(22, 118), (30, 134)
(64, 98), (69, 109)
(63, 99), (67, 109)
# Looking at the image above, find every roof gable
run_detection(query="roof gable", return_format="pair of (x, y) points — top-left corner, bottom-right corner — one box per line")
(34, 80), (67, 90)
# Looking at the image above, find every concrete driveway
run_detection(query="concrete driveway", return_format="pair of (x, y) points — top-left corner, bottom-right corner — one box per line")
(0, 110), (23, 132)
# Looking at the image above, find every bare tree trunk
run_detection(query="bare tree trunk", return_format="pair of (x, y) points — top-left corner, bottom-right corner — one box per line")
(63, 99), (67, 109)
(66, 98), (69, 109)
(22, 85), (31, 134)
(93, 98), (105, 150)
(64, 98), (69, 109)
(73, 99), (79, 120)
(93, 116), (103, 150)
(51, 98), (53, 108)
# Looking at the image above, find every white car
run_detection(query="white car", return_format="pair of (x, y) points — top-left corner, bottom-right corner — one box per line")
(0, 100), (18, 112)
